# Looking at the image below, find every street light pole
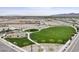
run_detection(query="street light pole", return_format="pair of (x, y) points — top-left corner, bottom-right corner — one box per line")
(31, 45), (33, 52)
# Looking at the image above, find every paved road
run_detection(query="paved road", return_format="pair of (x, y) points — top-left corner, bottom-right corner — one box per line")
(66, 33), (79, 52)
(0, 41), (17, 52)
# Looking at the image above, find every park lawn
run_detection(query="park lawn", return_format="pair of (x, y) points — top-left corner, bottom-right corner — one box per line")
(30, 26), (76, 44)
(5, 37), (33, 47)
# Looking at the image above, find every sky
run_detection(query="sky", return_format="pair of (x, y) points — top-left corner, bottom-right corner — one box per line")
(0, 7), (79, 16)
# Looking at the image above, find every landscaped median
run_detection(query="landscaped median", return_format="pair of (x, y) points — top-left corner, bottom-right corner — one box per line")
(30, 26), (76, 44)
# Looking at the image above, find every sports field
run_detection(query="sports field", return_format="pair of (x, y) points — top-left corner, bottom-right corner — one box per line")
(30, 26), (76, 44)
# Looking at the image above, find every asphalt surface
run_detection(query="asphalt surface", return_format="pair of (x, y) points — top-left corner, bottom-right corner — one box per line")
(66, 33), (79, 52)
(0, 41), (17, 52)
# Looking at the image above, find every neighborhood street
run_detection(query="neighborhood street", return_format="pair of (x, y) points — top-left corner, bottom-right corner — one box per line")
(66, 32), (79, 52)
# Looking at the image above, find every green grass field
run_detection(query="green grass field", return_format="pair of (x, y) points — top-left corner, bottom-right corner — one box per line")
(5, 37), (33, 47)
(30, 26), (76, 44)
(5, 26), (76, 47)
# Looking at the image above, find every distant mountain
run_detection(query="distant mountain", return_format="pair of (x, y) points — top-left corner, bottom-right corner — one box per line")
(57, 13), (79, 15)
(51, 13), (79, 17)
(0, 13), (79, 19)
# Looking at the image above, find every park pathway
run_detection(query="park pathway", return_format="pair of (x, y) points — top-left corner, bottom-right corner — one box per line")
(26, 32), (46, 52)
